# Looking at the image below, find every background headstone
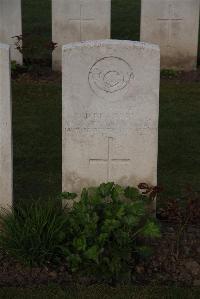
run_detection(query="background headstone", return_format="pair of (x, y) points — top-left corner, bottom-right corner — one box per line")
(52, 0), (111, 70)
(0, 44), (13, 208)
(0, 0), (22, 65)
(62, 40), (160, 194)
(140, 0), (200, 70)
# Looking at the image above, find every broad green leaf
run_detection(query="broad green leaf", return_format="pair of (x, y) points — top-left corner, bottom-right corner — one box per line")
(81, 188), (88, 201)
(124, 215), (139, 226)
(116, 205), (125, 219)
(98, 182), (114, 197)
(111, 184), (124, 201)
(85, 245), (99, 263)
(98, 233), (109, 245)
(73, 236), (87, 251)
(142, 220), (161, 238)
(124, 186), (140, 200)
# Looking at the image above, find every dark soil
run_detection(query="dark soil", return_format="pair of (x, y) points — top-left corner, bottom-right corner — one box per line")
(137, 224), (200, 287)
(178, 69), (200, 82)
(161, 68), (200, 83)
(12, 67), (61, 83)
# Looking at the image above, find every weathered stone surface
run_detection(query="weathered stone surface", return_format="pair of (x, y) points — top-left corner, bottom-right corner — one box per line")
(62, 40), (160, 194)
(52, 0), (111, 70)
(0, 0), (22, 64)
(140, 0), (200, 70)
(0, 44), (12, 208)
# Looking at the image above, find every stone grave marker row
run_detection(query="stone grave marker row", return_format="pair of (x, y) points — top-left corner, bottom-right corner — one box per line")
(0, 0), (199, 70)
(52, 0), (111, 70)
(0, 43), (12, 208)
(141, 0), (200, 70)
(0, 0), (22, 64)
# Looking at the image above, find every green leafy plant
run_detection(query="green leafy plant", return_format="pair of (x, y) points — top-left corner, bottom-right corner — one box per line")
(0, 199), (67, 266)
(0, 183), (160, 282)
(161, 69), (179, 79)
(62, 182), (161, 282)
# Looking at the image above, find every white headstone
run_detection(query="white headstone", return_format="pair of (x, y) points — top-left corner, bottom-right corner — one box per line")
(62, 40), (160, 194)
(0, 0), (22, 65)
(52, 0), (111, 70)
(140, 0), (200, 70)
(0, 44), (12, 208)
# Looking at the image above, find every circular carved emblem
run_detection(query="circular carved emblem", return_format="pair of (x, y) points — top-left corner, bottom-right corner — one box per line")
(88, 56), (134, 99)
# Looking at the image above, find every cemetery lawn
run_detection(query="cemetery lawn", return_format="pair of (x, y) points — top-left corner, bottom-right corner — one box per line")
(159, 80), (200, 198)
(13, 77), (200, 201)
(0, 285), (200, 299)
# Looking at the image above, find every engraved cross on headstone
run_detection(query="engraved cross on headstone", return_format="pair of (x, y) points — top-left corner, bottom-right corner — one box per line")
(68, 1), (95, 40)
(89, 137), (130, 181)
(157, 1), (183, 49)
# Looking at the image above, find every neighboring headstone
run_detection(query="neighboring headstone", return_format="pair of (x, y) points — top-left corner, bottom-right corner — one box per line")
(52, 0), (111, 70)
(0, 0), (22, 64)
(140, 0), (200, 70)
(0, 44), (13, 208)
(62, 40), (160, 194)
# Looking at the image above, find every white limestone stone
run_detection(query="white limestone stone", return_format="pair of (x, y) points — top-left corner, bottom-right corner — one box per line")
(0, 44), (12, 208)
(52, 0), (111, 71)
(140, 0), (200, 70)
(0, 0), (22, 64)
(62, 40), (160, 194)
